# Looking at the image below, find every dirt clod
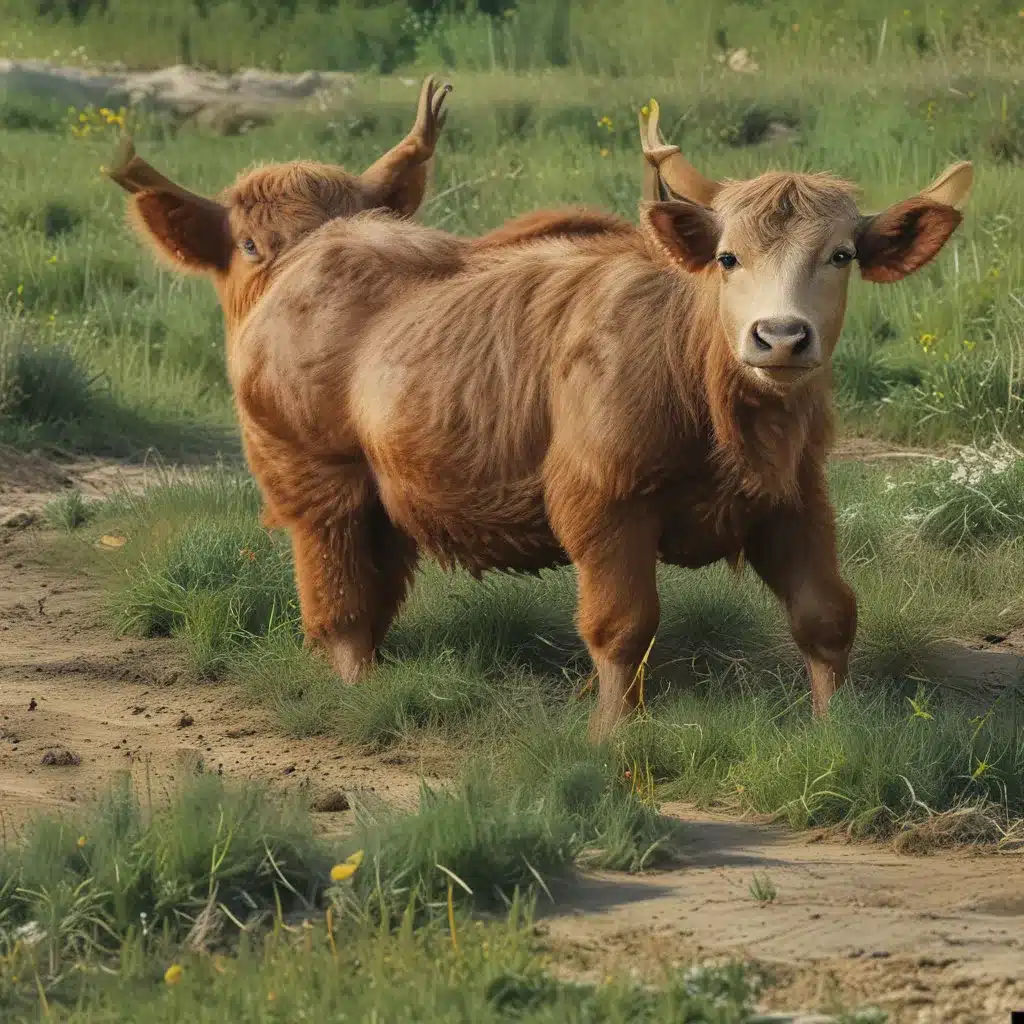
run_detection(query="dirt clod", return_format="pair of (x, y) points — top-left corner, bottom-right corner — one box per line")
(311, 790), (350, 813)
(3, 511), (37, 530)
(176, 714), (195, 728)
(41, 747), (81, 767)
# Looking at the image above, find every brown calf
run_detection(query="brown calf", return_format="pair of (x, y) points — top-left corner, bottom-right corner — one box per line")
(112, 96), (973, 742)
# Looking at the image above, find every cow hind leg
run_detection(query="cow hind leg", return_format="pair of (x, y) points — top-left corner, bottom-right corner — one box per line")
(288, 490), (418, 679)
(367, 498), (419, 652)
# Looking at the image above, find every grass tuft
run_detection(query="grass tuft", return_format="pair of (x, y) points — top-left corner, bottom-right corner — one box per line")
(44, 489), (94, 532)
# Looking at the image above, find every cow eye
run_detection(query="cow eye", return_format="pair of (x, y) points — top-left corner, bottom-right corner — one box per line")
(829, 248), (854, 267)
(241, 238), (259, 258)
(716, 252), (739, 270)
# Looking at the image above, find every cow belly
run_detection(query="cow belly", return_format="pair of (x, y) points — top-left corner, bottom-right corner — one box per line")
(657, 495), (757, 569)
(374, 472), (566, 575)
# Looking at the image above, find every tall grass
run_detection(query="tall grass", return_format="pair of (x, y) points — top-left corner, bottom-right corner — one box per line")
(2, 0), (1020, 76)
(0, 772), (708, 1021)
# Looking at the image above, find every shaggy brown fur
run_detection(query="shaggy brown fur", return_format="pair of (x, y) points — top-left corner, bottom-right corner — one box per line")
(472, 207), (635, 249)
(112, 102), (973, 742)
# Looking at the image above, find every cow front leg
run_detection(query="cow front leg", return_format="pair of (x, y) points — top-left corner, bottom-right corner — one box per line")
(745, 500), (857, 717)
(568, 512), (661, 743)
(289, 513), (379, 682)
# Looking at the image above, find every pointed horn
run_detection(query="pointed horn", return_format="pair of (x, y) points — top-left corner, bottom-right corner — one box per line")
(639, 102), (670, 202)
(638, 98), (722, 206)
(919, 160), (974, 210)
(105, 135), (222, 211)
(359, 73), (451, 195)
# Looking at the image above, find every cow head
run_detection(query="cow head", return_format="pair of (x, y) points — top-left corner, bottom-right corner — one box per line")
(637, 99), (973, 392)
(107, 75), (451, 332)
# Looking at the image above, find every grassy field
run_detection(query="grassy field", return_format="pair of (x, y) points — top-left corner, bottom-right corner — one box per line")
(1, 4), (1023, 454)
(2, 0), (1024, 1019)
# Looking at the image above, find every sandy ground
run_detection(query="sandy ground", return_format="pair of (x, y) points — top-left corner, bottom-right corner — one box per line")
(2, 445), (1023, 1023)
(541, 809), (1023, 1023)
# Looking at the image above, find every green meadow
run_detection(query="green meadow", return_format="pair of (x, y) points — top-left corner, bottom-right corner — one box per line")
(1, 0), (1023, 1019)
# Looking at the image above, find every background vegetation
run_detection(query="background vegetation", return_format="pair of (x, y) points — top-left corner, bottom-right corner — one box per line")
(1, 0), (1023, 453)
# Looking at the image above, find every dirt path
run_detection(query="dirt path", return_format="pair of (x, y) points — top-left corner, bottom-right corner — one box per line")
(0, 444), (180, 526)
(542, 806), (1024, 1023)
(3, 448), (1023, 1022)
(0, 460), (441, 835)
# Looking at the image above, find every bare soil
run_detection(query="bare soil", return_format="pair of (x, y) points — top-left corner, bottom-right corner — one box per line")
(2, 446), (1023, 1023)
(541, 808), (1024, 1023)
(0, 450), (439, 838)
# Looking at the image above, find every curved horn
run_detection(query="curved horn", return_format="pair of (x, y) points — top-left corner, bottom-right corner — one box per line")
(105, 135), (223, 212)
(359, 74), (451, 196)
(919, 160), (974, 210)
(638, 98), (722, 206)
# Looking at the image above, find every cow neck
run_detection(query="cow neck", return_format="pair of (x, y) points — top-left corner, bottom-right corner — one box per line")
(671, 283), (832, 505)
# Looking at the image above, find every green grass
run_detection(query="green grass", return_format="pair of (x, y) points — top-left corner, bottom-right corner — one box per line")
(1, 772), (811, 1023)
(63, 454), (1024, 839)
(43, 488), (94, 531)
(0, 2), (1022, 457)
(2, 0), (1021, 78)
(0, 924), (775, 1024)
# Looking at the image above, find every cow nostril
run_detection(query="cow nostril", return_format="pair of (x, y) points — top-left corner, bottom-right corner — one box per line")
(792, 332), (810, 356)
(751, 325), (772, 352)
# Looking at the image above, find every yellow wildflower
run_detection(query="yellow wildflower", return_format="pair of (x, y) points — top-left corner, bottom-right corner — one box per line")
(77, 835), (87, 848)
(599, 147), (609, 157)
(330, 849), (364, 882)
(164, 963), (183, 985)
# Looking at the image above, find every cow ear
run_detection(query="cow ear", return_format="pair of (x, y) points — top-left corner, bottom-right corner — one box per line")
(856, 197), (962, 284)
(640, 199), (720, 272)
(129, 190), (232, 274)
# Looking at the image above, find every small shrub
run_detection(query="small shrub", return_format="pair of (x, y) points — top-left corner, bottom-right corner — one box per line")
(0, 96), (62, 133)
(0, 317), (96, 426)
(905, 442), (1024, 549)
(749, 873), (777, 904)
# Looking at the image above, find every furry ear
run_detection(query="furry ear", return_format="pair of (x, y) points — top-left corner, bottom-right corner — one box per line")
(130, 190), (232, 274)
(106, 137), (232, 273)
(918, 160), (973, 209)
(640, 199), (720, 272)
(856, 197), (962, 284)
